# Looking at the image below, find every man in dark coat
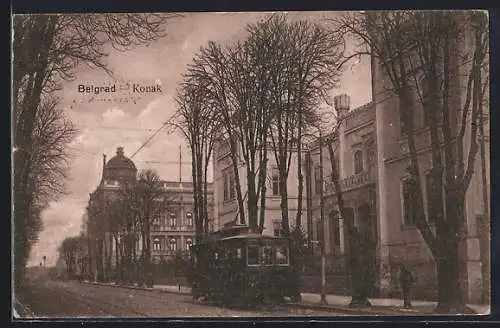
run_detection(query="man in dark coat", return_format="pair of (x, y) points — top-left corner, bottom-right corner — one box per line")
(399, 264), (415, 309)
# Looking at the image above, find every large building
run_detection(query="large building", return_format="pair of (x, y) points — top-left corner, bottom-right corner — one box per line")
(212, 82), (489, 304)
(87, 146), (214, 280)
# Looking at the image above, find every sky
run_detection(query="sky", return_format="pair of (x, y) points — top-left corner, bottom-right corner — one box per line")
(26, 11), (372, 267)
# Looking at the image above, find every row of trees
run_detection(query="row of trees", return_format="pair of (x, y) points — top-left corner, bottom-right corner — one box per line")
(174, 14), (344, 240)
(173, 12), (488, 313)
(13, 14), (175, 290)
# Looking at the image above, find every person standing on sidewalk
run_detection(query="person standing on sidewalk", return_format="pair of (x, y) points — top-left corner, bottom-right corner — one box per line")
(399, 264), (415, 309)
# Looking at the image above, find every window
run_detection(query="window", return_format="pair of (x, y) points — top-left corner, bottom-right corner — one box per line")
(271, 167), (280, 195)
(354, 150), (364, 174)
(315, 219), (324, 243)
(275, 246), (289, 265)
(152, 214), (161, 231)
(421, 76), (430, 127)
(261, 246), (274, 265)
(169, 213), (177, 227)
(402, 179), (417, 225)
(330, 211), (341, 248)
(185, 212), (193, 227)
(314, 166), (322, 194)
(425, 172), (436, 223)
(185, 238), (193, 251)
(169, 238), (177, 252)
(223, 172), (229, 201)
(152, 236), (161, 251)
(229, 171), (235, 200)
(398, 85), (413, 136)
(273, 220), (283, 237)
(223, 170), (235, 201)
(247, 245), (260, 266)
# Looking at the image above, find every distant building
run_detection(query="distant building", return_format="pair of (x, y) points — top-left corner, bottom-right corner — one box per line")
(87, 146), (214, 280)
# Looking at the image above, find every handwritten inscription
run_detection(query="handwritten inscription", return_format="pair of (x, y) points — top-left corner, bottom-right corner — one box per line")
(78, 83), (162, 94)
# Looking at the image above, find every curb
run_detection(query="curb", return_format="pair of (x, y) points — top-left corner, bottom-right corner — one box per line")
(286, 302), (405, 316)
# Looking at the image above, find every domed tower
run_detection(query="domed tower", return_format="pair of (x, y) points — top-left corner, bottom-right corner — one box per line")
(102, 146), (137, 183)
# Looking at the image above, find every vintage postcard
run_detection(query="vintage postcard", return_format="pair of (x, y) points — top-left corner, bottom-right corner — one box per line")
(11, 11), (490, 319)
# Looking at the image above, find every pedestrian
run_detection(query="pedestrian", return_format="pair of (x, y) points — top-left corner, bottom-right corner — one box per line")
(399, 264), (415, 309)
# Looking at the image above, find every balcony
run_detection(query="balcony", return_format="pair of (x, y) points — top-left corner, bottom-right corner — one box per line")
(324, 171), (375, 194)
(151, 225), (195, 233)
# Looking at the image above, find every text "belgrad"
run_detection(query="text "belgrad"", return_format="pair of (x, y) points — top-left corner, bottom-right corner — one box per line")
(132, 84), (162, 93)
(78, 84), (116, 95)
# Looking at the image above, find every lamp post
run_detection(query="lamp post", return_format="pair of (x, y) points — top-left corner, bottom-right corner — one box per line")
(303, 130), (328, 305)
(318, 131), (327, 305)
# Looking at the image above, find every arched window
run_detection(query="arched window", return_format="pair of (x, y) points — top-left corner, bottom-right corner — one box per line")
(354, 150), (364, 174)
(152, 236), (161, 251)
(186, 238), (193, 251)
(169, 238), (177, 252)
(402, 178), (417, 225)
(185, 212), (193, 227)
(169, 213), (177, 227)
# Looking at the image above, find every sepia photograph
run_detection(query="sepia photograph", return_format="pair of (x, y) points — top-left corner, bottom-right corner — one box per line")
(11, 10), (491, 319)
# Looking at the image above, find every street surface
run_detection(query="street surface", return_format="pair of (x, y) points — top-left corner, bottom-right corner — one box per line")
(16, 280), (346, 318)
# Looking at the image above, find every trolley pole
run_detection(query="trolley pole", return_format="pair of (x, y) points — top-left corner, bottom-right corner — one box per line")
(319, 132), (327, 305)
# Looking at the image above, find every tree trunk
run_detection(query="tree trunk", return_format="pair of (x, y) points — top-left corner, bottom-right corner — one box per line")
(327, 142), (371, 308)
(247, 170), (258, 231)
(279, 173), (290, 237)
(257, 146), (268, 234)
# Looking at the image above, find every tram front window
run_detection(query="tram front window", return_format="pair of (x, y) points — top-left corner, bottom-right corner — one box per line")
(276, 246), (289, 265)
(247, 245), (260, 266)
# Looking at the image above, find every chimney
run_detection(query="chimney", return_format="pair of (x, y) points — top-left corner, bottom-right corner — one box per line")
(334, 94), (351, 118)
(117, 146), (124, 156)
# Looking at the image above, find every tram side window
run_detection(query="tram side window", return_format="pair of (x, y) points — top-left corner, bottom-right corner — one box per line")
(247, 245), (260, 266)
(276, 246), (289, 265)
(261, 246), (274, 266)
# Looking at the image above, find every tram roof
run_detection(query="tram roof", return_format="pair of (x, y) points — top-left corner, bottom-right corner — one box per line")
(195, 232), (288, 245)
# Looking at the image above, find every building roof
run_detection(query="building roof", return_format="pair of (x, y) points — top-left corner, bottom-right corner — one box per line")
(105, 147), (137, 171)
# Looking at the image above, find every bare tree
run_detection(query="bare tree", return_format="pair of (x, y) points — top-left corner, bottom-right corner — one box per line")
(174, 78), (219, 242)
(134, 169), (169, 270)
(335, 11), (488, 313)
(246, 14), (343, 237)
(186, 41), (250, 228)
(13, 13), (177, 288)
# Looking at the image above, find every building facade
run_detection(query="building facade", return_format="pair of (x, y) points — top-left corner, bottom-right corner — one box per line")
(212, 89), (489, 304)
(213, 139), (303, 236)
(87, 147), (214, 280)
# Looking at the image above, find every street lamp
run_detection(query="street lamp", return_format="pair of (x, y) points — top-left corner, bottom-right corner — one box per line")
(318, 131), (327, 305)
(303, 130), (328, 305)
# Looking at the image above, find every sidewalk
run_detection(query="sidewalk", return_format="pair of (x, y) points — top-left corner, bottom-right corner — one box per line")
(296, 292), (490, 316)
(85, 281), (490, 316)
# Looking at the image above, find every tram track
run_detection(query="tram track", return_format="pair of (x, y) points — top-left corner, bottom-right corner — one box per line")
(42, 282), (149, 317)
(81, 282), (298, 315)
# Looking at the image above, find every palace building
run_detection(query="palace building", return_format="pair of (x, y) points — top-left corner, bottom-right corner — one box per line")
(212, 72), (489, 304)
(86, 147), (214, 281)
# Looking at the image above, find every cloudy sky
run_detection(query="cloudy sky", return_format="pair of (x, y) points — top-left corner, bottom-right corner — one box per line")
(27, 11), (372, 267)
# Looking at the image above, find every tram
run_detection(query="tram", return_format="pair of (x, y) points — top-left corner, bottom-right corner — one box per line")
(189, 224), (299, 306)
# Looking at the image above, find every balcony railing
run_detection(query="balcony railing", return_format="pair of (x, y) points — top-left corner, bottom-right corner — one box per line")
(324, 171), (374, 194)
(151, 225), (195, 233)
